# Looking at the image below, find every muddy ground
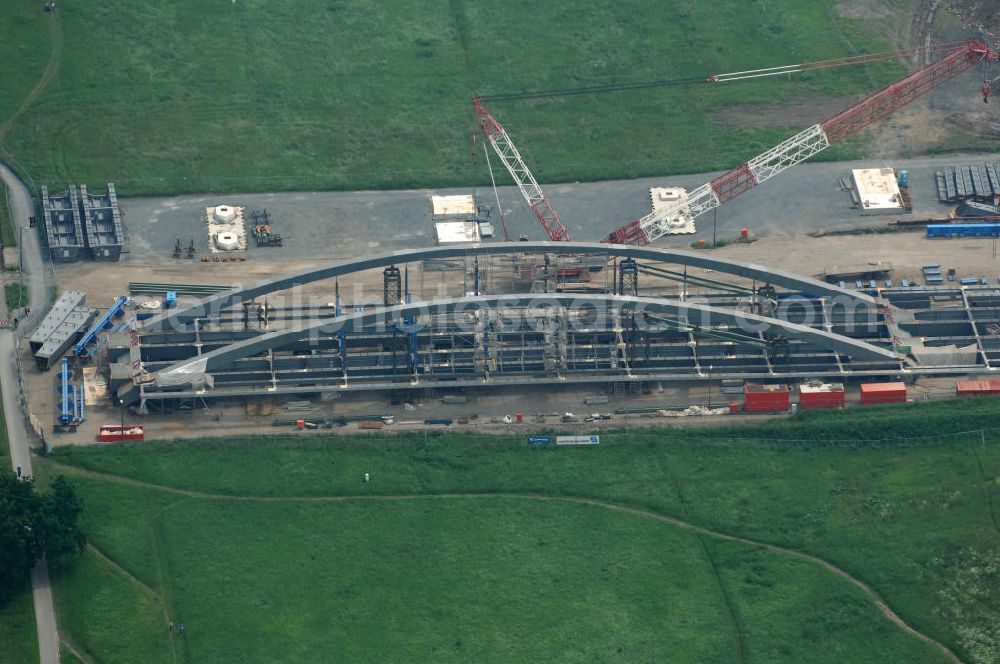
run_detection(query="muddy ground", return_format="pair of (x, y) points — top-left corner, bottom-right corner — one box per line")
(715, 0), (1000, 158)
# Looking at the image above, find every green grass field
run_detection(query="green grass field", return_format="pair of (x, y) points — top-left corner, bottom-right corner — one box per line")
(4, 283), (28, 313)
(39, 397), (1000, 663)
(0, 589), (39, 664)
(0, 5), (49, 127)
(0, 0), (903, 196)
(0, 181), (15, 249)
(43, 478), (954, 664)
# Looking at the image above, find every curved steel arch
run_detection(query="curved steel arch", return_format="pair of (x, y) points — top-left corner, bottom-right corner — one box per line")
(142, 241), (876, 331)
(148, 293), (895, 393)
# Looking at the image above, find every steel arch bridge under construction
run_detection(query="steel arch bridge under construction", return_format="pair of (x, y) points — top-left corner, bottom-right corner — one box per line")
(141, 241), (876, 331)
(105, 241), (948, 409)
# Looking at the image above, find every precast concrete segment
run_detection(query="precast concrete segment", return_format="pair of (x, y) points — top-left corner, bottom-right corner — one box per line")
(141, 241), (878, 331)
(151, 293), (895, 387)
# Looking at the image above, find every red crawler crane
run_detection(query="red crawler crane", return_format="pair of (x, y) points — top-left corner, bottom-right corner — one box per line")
(473, 96), (571, 242)
(603, 39), (998, 245)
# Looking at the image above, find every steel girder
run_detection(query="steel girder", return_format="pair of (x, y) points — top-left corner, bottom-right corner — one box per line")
(146, 293), (895, 394)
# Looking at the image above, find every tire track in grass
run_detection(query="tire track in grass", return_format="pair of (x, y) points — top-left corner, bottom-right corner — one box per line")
(46, 461), (965, 663)
(448, 0), (473, 74)
(696, 535), (746, 663)
(85, 544), (161, 600)
(970, 435), (1000, 536)
(59, 637), (94, 664)
(149, 501), (182, 664)
(85, 541), (178, 664)
(824, 4), (877, 91)
(0, 11), (63, 147)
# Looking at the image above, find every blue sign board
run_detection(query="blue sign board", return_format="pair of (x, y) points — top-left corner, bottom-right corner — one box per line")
(528, 436), (553, 445)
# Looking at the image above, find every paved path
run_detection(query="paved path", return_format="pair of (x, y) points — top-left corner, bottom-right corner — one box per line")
(1, 161), (59, 664)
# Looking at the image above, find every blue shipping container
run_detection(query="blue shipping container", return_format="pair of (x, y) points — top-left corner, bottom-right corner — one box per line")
(928, 223), (1000, 238)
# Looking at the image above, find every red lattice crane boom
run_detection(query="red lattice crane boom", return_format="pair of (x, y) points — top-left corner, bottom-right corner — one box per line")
(603, 39), (998, 245)
(473, 96), (571, 242)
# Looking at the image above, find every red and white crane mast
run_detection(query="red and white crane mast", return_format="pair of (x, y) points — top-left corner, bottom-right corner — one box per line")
(473, 96), (571, 242)
(604, 39), (998, 245)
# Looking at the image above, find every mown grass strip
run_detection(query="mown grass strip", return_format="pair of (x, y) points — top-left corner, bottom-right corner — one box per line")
(0, 181), (15, 248)
(5, 282), (27, 312)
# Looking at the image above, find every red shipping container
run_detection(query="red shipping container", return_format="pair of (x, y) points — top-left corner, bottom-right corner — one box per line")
(956, 380), (1000, 396)
(798, 383), (845, 410)
(859, 382), (907, 405)
(743, 384), (790, 413)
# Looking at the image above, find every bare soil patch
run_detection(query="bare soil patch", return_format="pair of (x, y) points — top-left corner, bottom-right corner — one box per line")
(947, 111), (1000, 138)
(946, 0), (1000, 40)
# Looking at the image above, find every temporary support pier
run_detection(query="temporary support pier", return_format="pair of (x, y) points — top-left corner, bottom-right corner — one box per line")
(41, 185), (85, 262)
(79, 183), (125, 260)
